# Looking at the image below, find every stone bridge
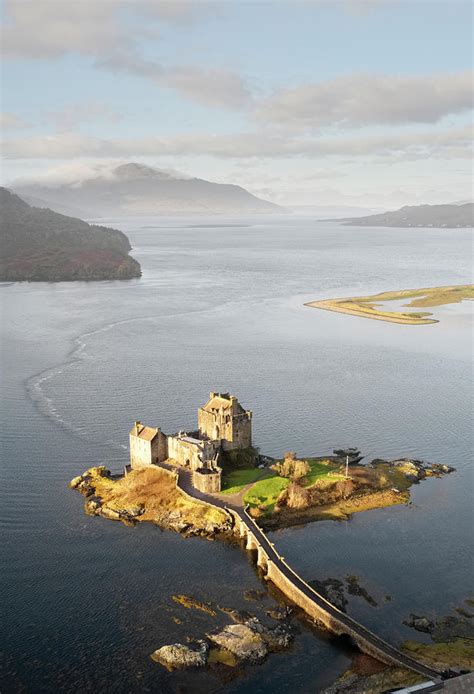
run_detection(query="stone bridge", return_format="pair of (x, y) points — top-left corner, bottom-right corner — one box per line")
(160, 460), (448, 683)
(229, 506), (444, 683)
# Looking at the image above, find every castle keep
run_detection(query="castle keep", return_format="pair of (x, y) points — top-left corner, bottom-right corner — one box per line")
(129, 392), (252, 493)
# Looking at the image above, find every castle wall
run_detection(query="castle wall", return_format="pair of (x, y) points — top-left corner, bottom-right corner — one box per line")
(225, 412), (252, 450)
(192, 469), (222, 493)
(130, 430), (167, 469)
(167, 436), (219, 471)
(167, 436), (202, 469)
(198, 405), (252, 450)
(198, 407), (233, 441)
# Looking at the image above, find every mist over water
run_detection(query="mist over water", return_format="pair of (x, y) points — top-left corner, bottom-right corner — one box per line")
(1, 217), (473, 692)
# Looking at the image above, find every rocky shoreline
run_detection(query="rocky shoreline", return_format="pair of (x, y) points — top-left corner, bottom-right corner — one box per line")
(323, 604), (474, 693)
(70, 466), (233, 537)
(70, 455), (455, 538)
(261, 457), (455, 531)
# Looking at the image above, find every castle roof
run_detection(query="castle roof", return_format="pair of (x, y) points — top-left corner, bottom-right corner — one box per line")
(129, 423), (159, 441)
(202, 392), (245, 413)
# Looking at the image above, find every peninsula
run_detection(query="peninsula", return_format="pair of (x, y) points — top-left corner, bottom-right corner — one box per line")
(327, 202), (473, 228)
(305, 284), (474, 326)
(0, 187), (141, 281)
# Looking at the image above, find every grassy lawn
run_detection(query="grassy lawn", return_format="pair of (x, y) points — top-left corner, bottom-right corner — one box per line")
(238, 458), (343, 511)
(243, 475), (289, 511)
(303, 458), (340, 487)
(221, 467), (268, 495)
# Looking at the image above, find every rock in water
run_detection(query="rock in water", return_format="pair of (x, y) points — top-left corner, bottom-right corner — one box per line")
(310, 578), (348, 612)
(207, 623), (268, 663)
(245, 617), (293, 649)
(69, 476), (83, 489)
(151, 640), (209, 670)
(403, 614), (435, 633)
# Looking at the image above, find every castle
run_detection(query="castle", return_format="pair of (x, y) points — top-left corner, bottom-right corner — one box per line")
(129, 392), (252, 493)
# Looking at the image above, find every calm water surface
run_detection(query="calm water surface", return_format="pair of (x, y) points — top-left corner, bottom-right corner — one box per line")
(1, 217), (473, 692)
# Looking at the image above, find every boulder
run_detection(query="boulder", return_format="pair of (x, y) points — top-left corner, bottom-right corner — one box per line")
(151, 639), (209, 670)
(85, 497), (102, 515)
(123, 504), (144, 519)
(266, 606), (292, 621)
(99, 506), (122, 521)
(207, 623), (268, 663)
(69, 475), (83, 489)
(310, 578), (347, 612)
(246, 617), (293, 649)
(403, 614), (434, 633)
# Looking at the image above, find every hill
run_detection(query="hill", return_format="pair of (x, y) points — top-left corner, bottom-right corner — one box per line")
(0, 188), (141, 282)
(14, 162), (283, 217)
(331, 203), (473, 228)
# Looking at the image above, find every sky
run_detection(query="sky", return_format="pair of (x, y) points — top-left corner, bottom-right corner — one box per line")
(1, 0), (473, 208)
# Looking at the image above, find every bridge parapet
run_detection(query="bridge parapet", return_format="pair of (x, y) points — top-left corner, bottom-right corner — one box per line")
(235, 507), (443, 683)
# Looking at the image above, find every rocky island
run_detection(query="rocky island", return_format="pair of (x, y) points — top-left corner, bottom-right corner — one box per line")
(0, 187), (141, 281)
(69, 392), (465, 688)
(70, 393), (455, 536)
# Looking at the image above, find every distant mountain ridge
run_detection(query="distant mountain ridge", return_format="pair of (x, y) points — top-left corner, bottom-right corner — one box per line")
(13, 162), (283, 217)
(330, 203), (474, 228)
(0, 187), (141, 281)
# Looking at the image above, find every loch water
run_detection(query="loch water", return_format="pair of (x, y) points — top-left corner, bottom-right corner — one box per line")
(1, 217), (473, 693)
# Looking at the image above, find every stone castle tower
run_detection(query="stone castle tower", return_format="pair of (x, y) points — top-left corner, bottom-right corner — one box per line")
(198, 392), (252, 450)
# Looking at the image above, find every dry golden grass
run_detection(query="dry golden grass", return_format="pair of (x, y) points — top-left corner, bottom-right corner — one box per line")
(85, 466), (227, 527)
(305, 284), (473, 326)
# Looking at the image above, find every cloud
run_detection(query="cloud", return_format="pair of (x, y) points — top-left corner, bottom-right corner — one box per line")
(10, 160), (190, 187)
(49, 103), (122, 130)
(97, 54), (252, 109)
(1, 1), (130, 59)
(0, 111), (29, 129)
(1, 1), (211, 59)
(3, 124), (471, 161)
(1, 0), (248, 111)
(257, 71), (474, 129)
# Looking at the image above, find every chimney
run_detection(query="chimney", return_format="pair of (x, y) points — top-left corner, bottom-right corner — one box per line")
(135, 421), (141, 435)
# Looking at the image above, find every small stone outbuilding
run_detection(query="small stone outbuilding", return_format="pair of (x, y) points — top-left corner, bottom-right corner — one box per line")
(129, 422), (167, 468)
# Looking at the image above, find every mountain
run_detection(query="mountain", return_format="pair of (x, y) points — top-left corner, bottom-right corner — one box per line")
(451, 199), (474, 206)
(16, 192), (88, 218)
(14, 163), (283, 217)
(0, 187), (141, 282)
(330, 203), (474, 228)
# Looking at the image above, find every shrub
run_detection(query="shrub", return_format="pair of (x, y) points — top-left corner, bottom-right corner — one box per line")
(272, 456), (310, 481)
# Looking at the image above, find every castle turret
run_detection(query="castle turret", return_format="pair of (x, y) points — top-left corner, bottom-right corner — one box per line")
(198, 392), (252, 450)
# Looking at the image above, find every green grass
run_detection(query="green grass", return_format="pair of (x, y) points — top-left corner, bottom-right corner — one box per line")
(303, 458), (339, 487)
(221, 468), (267, 495)
(239, 458), (341, 511)
(243, 475), (289, 511)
